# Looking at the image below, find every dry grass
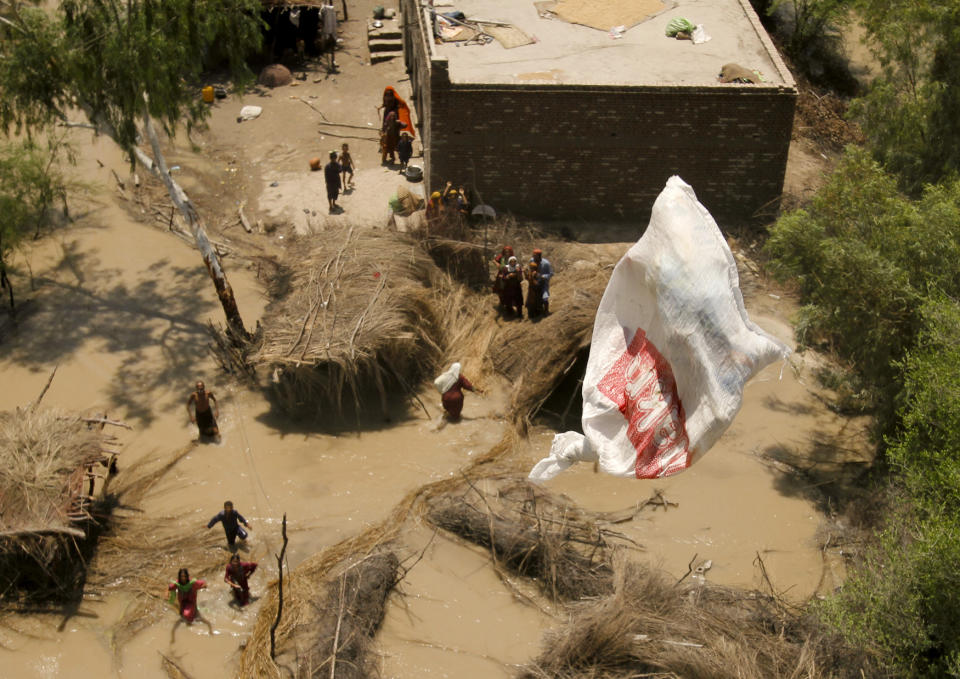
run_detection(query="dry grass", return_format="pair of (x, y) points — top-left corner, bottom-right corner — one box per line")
(254, 226), (447, 417)
(0, 407), (114, 600)
(292, 551), (400, 679)
(426, 478), (620, 601)
(519, 559), (871, 679)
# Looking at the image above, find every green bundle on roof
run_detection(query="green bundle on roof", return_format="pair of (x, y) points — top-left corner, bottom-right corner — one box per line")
(665, 17), (695, 37)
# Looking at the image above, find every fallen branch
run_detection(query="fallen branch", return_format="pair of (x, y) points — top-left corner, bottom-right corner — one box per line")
(0, 525), (87, 539)
(270, 512), (288, 661)
(82, 416), (132, 430)
(676, 552), (699, 585)
(238, 203), (253, 234)
(30, 364), (59, 411)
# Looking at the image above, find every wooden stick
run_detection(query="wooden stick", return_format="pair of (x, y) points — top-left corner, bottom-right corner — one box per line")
(329, 572), (347, 679)
(82, 416), (132, 429)
(0, 526), (86, 539)
(29, 365), (59, 411)
(110, 168), (126, 190)
(270, 512), (288, 661)
(238, 203), (253, 234)
(677, 552), (698, 584)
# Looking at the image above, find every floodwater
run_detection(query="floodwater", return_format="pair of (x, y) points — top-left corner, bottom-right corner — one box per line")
(0, 129), (869, 678)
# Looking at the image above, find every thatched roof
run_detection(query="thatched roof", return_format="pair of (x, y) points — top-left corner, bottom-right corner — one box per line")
(255, 227), (446, 416)
(0, 408), (109, 539)
(0, 407), (115, 601)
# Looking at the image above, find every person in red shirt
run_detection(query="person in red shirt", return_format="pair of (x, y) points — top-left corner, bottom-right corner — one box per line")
(224, 555), (258, 607)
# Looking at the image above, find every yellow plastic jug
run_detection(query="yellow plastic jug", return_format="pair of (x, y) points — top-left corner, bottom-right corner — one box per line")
(202, 86), (215, 103)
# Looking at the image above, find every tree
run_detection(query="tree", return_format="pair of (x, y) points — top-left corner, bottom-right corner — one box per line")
(770, 0), (850, 61)
(850, 0), (960, 192)
(764, 148), (960, 426)
(819, 298), (960, 677)
(0, 138), (67, 310)
(0, 0), (264, 338)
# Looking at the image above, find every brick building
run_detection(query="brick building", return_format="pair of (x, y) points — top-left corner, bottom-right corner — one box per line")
(399, 0), (796, 226)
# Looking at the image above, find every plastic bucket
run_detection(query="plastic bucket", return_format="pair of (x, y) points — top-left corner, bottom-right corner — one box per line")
(202, 86), (215, 103)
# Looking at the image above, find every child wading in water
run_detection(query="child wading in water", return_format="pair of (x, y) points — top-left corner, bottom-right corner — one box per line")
(168, 567), (213, 639)
(224, 554), (258, 606)
(340, 143), (355, 188)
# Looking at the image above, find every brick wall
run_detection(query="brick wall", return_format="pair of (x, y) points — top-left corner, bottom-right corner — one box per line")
(401, 0), (796, 227)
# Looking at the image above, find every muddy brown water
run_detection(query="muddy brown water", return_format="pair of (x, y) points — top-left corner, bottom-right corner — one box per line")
(0, 130), (867, 678)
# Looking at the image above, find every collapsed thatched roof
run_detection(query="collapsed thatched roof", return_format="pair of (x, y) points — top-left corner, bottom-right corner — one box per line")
(0, 407), (117, 602)
(255, 227), (446, 415)
(0, 408), (110, 540)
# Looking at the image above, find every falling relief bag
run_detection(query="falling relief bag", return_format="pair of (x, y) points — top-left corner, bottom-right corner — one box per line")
(529, 176), (789, 481)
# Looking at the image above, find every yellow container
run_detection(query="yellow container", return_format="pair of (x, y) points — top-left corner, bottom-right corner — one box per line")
(202, 86), (215, 103)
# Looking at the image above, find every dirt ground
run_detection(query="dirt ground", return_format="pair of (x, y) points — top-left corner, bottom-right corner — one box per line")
(0, 4), (870, 679)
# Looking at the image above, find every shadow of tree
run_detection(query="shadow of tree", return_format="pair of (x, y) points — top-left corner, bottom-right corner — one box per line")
(0, 243), (217, 426)
(761, 425), (876, 512)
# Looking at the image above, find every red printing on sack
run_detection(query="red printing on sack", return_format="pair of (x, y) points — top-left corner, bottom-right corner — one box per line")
(596, 328), (691, 478)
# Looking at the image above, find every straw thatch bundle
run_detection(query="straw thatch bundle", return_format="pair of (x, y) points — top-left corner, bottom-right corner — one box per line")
(0, 407), (114, 600)
(426, 478), (618, 601)
(519, 560), (873, 679)
(255, 227), (446, 417)
(291, 552), (399, 679)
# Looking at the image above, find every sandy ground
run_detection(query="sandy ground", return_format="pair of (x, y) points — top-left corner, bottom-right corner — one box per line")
(0, 5), (869, 679)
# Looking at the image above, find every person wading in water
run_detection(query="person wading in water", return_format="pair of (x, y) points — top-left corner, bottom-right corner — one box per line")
(167, 567), (213, 639)
(187, 380), (220, 442)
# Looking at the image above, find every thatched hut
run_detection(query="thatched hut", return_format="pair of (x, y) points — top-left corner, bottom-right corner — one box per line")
(0, 407), (117, 601)
(254, 227), (446, 418)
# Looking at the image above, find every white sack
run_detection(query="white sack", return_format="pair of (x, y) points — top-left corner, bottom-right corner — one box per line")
(529, 177), (789, 482)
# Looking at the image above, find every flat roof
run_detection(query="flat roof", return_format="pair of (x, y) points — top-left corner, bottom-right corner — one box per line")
(429, 0), (793, 87)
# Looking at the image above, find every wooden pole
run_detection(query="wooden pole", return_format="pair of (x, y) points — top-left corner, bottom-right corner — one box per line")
(270, 512), (288, 661)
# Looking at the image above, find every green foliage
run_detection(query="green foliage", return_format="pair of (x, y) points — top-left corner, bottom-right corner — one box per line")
(0, 0), (264, 153)
(819, 505), (960, 677)
(850, 0), (960, 191)
(0, 139), (65, 249)
(889, 298), (960, 511)
(771, 0), (850, 58)
(763, 148), (960, 417)
(776, 159), (960, 677)
(0, 138), (67, 306)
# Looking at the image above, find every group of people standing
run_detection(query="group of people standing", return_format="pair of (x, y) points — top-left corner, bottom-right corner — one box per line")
(493, 246), (553, 319)
(322, 142), (355, 213)
(318, 85), (415, 214)
(378, 86), (415, 169)
(426, 180), (470, 225)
